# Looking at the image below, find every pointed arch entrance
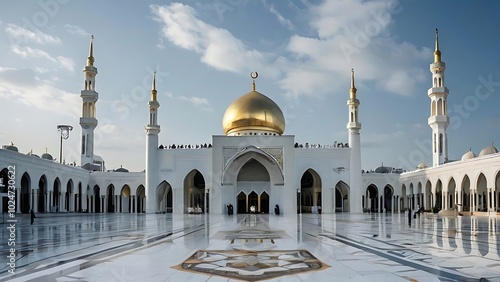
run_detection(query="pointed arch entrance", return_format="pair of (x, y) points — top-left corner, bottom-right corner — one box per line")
(300, 169), (321, 213)
(462, 175), (470, 211)
(53, 178), (61, 212)
(0, 169), (8, 213)
(157, 181), (172, 213)
(235, 159), (271, 214)
(425, 180), (432, 211)
(384, 185), (394, 212)
(21, 173), (31, 213)
(184, 170), (205, 213)
(136, 185), (145, 213)
(107, 184), (115, 213)
(121, 185), (131, 213)
(477, 173), (487, 211)
(335, 181), (350, 212)
(401, 184), (407, 211)
(93, 185), (101, 213)
(366, 184), (378, 212)
(448, 177), (456, 210)
(38, 175), (47, 213)
(435, 179), (443, 211)
(66, 179), (74, 212)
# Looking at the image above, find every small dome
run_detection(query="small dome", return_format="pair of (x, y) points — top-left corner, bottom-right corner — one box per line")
(27, 151), (39, 158)
(375, 163), (390, 173)
(461, 149), (476, 161)
(115, 166), (129, 173)
(41, 153), (53, 161)
(416, 162), (428, 169)
(222, 89), (285, 136)
(3, 143), (18, 152)
(479, 142), (498, 156)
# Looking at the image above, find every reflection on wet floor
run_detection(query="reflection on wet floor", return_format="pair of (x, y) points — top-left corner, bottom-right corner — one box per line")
(0, 212), (499, 281)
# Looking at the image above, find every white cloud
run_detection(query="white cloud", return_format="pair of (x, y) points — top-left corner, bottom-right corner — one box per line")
(57, 56), (76, 72)
(269, 5), (293, 30)
(151, 1), (430, 100)
(64, 24), (90, 36)
(10, 45), (76, 72)
(0, 68), (80, 117)
(151, 3), (277, 76)
(5, 23), (61, 44)
(11, 45), (55, 61)
(280, 0), (430, 98)
(165, 90), (213, 111)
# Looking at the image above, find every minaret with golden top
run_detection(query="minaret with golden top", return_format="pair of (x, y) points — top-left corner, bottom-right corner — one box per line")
(346, 68), (362, 213)
(428, 28), (449, 166)
(80, 35), (99, 169)
(145, 71), (161, 213)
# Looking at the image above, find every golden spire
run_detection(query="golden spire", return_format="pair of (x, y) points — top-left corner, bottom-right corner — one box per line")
(350, 68), (357, 99)
(434, 28), (441, 63)
(87, 35), (95, 66)
(251, 72), (258, 91)
(151, 71), (157, 102)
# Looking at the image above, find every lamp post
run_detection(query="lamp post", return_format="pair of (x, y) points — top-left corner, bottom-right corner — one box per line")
(57, 125), (73, 163)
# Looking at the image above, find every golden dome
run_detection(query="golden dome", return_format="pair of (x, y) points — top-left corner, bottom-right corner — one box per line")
(222, 90), (285, 135)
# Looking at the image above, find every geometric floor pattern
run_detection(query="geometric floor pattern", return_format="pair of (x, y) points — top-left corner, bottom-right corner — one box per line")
(176, 249), (328, 281)
(1, 212), (500, 281)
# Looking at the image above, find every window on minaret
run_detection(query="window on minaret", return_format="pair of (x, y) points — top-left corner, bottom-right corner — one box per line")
(439, 133), (443, 154)
(433, 78), (437, 87)
(437, 99), (443, 115)
(85, 81), (88, 90)
(431, 100), (436, 116)
(82, 135), (86, 155)
(89, 80), (92, 90)
(438, 78), (442, 87)
(434, 134), (436, 153)
(350, 112), (353, 122)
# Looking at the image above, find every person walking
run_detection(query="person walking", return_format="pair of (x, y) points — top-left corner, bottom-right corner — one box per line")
(408, 208), (412, 227)
(30, 209), (36, 225)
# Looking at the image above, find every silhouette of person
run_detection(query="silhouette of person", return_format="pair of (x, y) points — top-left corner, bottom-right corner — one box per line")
(408, 208), (412, 227)
(30, 209), (36, 225)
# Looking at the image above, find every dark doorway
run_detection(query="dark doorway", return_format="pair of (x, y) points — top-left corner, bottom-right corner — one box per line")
(237, 192), (246, 213)
(261, 192), (269, 213)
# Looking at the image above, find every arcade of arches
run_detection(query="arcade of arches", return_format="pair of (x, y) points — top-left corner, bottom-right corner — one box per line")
(3, 168), (499, 214)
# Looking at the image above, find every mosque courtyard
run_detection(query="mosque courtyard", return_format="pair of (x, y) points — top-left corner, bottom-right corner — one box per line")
(1, 212), (500, 282)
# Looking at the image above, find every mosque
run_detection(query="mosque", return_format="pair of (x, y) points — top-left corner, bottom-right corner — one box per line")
(1, 30), (499, 216)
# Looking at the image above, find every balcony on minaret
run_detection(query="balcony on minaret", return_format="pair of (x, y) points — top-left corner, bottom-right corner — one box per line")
(80, 117), (98, 128)
(347, 121), (361, 129)
(428, 87), (448, 96)
(428, 115), (449, 124)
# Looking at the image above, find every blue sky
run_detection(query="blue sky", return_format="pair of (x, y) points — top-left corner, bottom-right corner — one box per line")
(0, 0), (499, 172)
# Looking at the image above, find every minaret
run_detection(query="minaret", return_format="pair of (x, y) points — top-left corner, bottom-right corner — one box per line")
(79, 35), (98, 169)
(428, 29), (449, 166)
(347, 69), (362, 213)
(145, 72), (160, 213)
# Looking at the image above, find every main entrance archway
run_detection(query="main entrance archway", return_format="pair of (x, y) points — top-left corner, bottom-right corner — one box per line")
(235, 159), (271, 214)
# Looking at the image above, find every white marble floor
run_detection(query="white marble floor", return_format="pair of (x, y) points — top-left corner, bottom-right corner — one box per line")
(1, 212), (500, 281)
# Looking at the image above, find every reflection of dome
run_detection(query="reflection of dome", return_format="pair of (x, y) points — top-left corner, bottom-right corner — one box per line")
(375, 163), (390, 173)
(461, 149), (476, 161)
(41, 153), (53, 161)
(479, 143), (498, 156)
(416, 162), (428, 169)
(222, 89), (285, 136)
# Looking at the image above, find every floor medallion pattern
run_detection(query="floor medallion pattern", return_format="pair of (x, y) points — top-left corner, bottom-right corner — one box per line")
(174, 249), (329, 281)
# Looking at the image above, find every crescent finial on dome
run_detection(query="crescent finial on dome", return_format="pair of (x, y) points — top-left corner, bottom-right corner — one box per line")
(251, 72), (258, 91)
